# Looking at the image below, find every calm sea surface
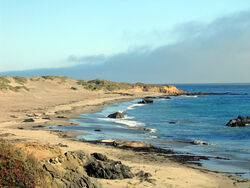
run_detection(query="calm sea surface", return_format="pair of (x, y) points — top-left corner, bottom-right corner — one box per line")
(50, 84), (250, 178)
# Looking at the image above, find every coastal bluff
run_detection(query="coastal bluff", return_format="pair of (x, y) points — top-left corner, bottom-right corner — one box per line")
(0, 76), (185, 95)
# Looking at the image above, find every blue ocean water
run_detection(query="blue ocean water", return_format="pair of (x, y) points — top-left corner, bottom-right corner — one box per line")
(51, 84), (250, 178)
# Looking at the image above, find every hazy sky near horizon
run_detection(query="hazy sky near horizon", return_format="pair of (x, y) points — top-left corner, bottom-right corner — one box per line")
(1, 1), (250, 83)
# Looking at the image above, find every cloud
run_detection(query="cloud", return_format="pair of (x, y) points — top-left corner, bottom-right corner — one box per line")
(2, 11), (250, 83)
(67, 54), (107, 65)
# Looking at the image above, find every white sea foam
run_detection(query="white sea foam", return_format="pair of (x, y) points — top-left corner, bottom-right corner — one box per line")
(149, 136), (158, 139)
(148, 128), (157, 133)
(126, 103), (145, 110)
(182, 95), (198, 98)
(123, 115), (135, 119)
(99, 117), (145, 127)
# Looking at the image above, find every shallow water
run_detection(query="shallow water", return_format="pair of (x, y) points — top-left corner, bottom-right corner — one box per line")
(50, 84), (250, 179)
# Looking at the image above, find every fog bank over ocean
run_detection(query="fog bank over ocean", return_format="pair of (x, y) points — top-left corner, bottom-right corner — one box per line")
(1, 11), (250, 83)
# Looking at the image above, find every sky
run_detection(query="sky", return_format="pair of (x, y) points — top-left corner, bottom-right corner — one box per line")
(1, 1), (250, 83)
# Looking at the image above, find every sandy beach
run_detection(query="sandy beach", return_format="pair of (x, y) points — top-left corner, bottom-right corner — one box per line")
(0, 76), (249, 188)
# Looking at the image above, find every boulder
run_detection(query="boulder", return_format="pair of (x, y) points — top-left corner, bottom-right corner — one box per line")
(107, 112), (124, 118)
(23, 118), (35, 122)
(226, 116), (250, 127)
(85, 158), (134, 179)
(138, 98), (154, 104)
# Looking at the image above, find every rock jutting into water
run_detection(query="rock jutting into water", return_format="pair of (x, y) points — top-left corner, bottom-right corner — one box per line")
(138, 98), (154, 104)
(226, 116), (250, 127)
(107, 112), (124, 118)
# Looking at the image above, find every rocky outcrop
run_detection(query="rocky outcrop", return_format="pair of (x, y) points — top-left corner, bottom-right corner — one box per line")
(43, 151), (101, 188)
(107, 112), (124, 118)
(85, 154), (134, 179)
(42, 150), (135, 187)
(138, 98), (153, 104)
(226, 116), (250, 127)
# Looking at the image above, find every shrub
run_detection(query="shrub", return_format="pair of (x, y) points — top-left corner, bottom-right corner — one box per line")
(70, 87), (77, 90)
(0, 140), (46, 187)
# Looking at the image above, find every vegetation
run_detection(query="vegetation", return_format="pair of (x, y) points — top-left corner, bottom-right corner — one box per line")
(70, 86), (77, 90)
(41, 75), (68, 84)
(77, 79), (132, 91)
(0, 140), (47, 187)
(0, 76), (29, 92)
(76, 78), (172, 92)
(13, 76), (27, 85)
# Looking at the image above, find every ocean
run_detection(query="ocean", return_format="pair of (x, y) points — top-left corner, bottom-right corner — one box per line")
(50, 84), (250, 178)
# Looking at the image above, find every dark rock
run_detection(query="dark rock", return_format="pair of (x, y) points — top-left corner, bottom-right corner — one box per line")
(136, 171), (152, 178)
(144, 96), (157, 99)
(23, 118), (35, 122)
(136, 171), (155, 184)
(94, 129), (101, 132)
(32, 125), (45, 128)
(138, 98), (154, 104)
(57, 116), (67, 118)
(169, 121), (176, 124)
(107, 112), (124, 118)
(85, 160), (134, 179)
(42, 116), (50, 120)
(226, 116), (250, 127)
(57, 143), (68, 147)
(91, 153), (108, 161)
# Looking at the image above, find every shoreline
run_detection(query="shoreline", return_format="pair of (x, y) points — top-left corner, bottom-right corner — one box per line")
(1, 89), (250, 187)
(51, 97), (250, 180)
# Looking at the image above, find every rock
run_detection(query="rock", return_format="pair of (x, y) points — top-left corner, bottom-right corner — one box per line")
(57, 116), (67, 118)
(107, 112), (124, 118)
(169, 121), (177, 124)
(57, 143), (68, 147)
(226, 116), (250, 127)
(136, 171), (155, 184)
(136, 170), (152, 178)
(85, 160), (134, 179)
(138, 98), (154, 104)
(32, 125), (45, 128)
(42, 116), (50, 120)
(23, 118), (35, 122)
(91, 153), (108, 161)
(43, 151), (102, 188)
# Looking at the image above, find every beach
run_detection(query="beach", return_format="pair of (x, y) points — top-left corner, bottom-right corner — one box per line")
(0, 76), (249, 187)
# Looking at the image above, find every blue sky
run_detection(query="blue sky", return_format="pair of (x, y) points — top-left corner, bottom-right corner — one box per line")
(1, 1), (250, 83)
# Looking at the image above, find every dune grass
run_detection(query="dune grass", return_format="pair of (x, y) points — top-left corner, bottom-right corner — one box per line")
(77, 79), (132, 91)
(0, 76), (29, 92)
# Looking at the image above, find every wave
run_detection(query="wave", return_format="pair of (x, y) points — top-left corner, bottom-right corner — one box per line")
(149, 135), (158, 139)
(99, 117), (145, 127)
(181, 95), (198, 98)
(133, 127), (157, 134)
(126, 103), (145, 110)
(173, 138), (215, 146)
